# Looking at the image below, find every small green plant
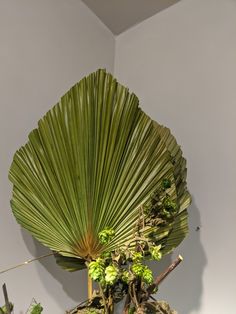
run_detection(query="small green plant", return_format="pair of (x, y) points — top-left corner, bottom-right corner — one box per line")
(26, 299), (43, 314)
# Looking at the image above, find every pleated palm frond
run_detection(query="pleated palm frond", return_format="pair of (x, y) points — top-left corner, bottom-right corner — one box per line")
(9, 69), (191, 271)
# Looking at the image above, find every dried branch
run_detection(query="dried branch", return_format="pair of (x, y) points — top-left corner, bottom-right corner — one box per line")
(146, 255), (183, 297)
(0, 252), (55, 275)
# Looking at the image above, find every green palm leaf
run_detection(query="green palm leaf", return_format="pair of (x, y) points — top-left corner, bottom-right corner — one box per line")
(9, 69), (191, 271)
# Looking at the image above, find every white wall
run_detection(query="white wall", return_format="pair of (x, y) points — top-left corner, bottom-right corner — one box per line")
(0, 0), (114, 312)
(1, 0), (236, 313)
(115, 0), (236, 313)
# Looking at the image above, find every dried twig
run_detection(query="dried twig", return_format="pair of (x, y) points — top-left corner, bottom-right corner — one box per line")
(2, 284), (11, 314)
(146, 255), (183, 297)
(0, 252), (56, 275)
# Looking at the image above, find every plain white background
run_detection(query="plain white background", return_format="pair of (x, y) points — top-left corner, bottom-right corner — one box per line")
(115, 0), (236, 313)
(0, 0), (236, 313)
(0, 0), (114, 312)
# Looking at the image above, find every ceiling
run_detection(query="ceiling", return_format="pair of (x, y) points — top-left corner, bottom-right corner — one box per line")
(82, 0), (180, 35)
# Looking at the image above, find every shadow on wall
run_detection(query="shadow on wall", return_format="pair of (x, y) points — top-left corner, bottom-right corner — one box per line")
(149, 198), (207, 314)
(21, 230), (87, 310)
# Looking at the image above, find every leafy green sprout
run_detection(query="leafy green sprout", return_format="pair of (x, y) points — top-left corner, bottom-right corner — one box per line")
(131, 263), (144, 277)
(162, 197), (177, 218)
(105, 265), (119, 285)
(98, 228), (115, 245)
(29, 303), (43, 314)
(142, 266), (153, 284)
(150, 245), (162, 261)
(131, 252), (143, 262)
(27, 299), (43, 314)
(162, 178), (172, 190)
(121, 270), (131, 284)
(132, 263), (153, 284)
(88, 258), (105, 282)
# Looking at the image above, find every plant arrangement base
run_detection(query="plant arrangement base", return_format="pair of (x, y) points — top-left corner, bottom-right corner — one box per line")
(67, 300), (177, 314)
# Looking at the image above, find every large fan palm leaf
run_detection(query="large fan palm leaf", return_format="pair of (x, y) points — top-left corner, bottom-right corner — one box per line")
(9, 69), (191, 270)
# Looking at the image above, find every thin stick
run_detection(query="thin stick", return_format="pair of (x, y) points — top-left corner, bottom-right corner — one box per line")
(141, 206), (145, 230)
(132, 283), (140, 310)
(123, 293), (131, 314)
(155, 255), (183, 286)
(0, 252), (55, 275)
(99, 283), (108, 313)
(147, 255), (183, 296)
(87, 270), (93, 299)
(2, 284), (11, 314)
